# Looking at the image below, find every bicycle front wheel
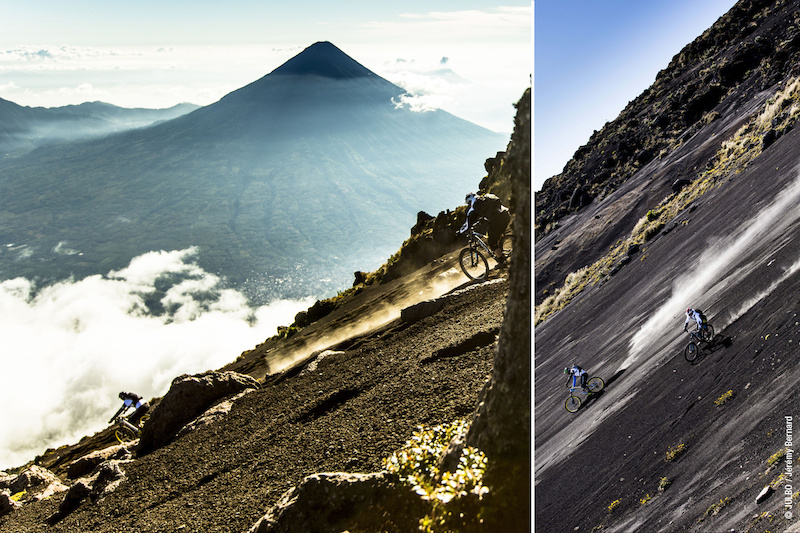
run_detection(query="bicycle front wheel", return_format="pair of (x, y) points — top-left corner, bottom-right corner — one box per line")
(587, 377), (604, 393)
(684, 342), (698, 362)
(459, 247), (489, 280)
(115, 426), (137, 444)
(565, 395), (582, 413)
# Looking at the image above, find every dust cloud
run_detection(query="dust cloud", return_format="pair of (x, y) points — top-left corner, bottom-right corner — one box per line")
(265, 265), (470, 376)
(621, 169), (800, 372)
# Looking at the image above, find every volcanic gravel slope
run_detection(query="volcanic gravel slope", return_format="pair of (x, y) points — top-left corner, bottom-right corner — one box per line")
(0, 259), (509, 533)
(534, 90), (800, 532)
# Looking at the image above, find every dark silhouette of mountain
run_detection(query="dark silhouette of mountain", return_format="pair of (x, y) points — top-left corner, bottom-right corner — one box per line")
(0, 98), (199, 157)
(0, 41), (506, 302)
(269, 41), (375, 79)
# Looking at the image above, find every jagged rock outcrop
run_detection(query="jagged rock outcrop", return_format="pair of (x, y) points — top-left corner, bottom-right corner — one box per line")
(50, 459), (130, 523)
(175, 389), (255, 438)
(0, 465), (68, 501)
(464, 87), (531, 530)
(246, 472), (427, 533)
(0, 491), (21, 516)
(66, 444), (130, 480)
(50, 481), (91, 523)
(536, 0), (800, 238)
(0, 465), (69, 517)
(137, 371), (260, 455)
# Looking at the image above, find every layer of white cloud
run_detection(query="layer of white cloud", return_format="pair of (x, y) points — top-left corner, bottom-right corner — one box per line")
(0, 248), (312, 470)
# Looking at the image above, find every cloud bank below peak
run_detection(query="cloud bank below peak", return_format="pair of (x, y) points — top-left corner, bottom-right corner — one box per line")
(0, 247), (312, 470)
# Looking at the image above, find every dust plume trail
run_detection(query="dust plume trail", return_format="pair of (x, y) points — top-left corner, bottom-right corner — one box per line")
(264, 266), (470, 376)
(620, 168), (800, 372)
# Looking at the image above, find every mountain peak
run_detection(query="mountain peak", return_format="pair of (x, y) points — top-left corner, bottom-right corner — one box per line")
(269, 41), (375, 80)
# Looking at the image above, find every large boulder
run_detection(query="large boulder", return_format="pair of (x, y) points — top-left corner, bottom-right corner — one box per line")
(0, 490), (21, 517)
(66, 444), (130, 479)
(49, 459), (128, 524)
(246, 472), (428, 533)
(137, 371), (260, 454)
(2, 465), (66, 497)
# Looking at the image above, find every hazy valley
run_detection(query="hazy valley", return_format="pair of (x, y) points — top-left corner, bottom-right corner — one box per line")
(0, 41), (506, 304)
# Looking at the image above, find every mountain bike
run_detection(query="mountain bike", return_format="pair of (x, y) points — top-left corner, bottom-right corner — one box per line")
(113, 414), (149, 444)
(565, 377), (604, 413)
(684, 324), (715, 362)
(458, 219), (513, 281)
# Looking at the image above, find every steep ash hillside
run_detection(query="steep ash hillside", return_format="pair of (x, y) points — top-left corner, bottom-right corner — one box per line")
(536, 0), (800, 305)
(535, 1), (800, 532)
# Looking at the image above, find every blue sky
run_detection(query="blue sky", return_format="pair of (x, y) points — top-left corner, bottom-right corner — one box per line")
(0, 1), (531, 135)
(535, 0), (738, 190)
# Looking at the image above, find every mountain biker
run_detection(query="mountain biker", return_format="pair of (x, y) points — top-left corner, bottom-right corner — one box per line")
(564, 364), (589, 393)
(460, 192), (511, 264)
(109, 391), (149, 426)
(684, 308), (708, 333)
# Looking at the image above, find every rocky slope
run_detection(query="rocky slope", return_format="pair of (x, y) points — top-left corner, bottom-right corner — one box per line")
(0, 89), (530, 532)
(536, 0), (800, 304)
(535, 1), (800, 531)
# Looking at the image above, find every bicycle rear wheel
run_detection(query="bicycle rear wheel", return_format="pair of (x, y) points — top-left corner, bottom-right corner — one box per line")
(684, 342), (698, 362)
(701, 325), (715, 343)
(459, 247), (489, 280)
(115, 426), (137, 444)
(587, 377), (604, 393)
(565, 395), (581, 413)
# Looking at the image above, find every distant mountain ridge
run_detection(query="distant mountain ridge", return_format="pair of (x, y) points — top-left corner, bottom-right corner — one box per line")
(0, 98), (199, 157)
(0, 41), (507, 303)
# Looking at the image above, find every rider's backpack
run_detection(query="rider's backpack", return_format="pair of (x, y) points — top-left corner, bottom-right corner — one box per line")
(473, 194), (502, 217)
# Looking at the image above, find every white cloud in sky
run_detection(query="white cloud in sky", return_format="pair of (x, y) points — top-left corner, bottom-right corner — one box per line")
(0, 248), (312, 470)
(364, 6), (531, 40)
(0, 6), (530, 131)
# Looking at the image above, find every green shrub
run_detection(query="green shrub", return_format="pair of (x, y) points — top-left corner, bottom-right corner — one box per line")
(383, 420), (489, 532)
(666, 443), (686, 462)
(714, 390), (734, 406)
(767, 448), (786, 467)
(699, 497), (730, 521)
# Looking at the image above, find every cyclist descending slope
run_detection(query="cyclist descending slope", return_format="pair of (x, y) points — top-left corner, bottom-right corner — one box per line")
(461, 192), (511, 264)
(109, 391), (150, 427)
(564, 364), (589, 393)
(684, 308), (708, 334)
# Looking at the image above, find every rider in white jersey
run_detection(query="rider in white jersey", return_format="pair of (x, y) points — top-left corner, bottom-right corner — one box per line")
(684, 308), (707, 332)
(564, 364), (588, 392)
